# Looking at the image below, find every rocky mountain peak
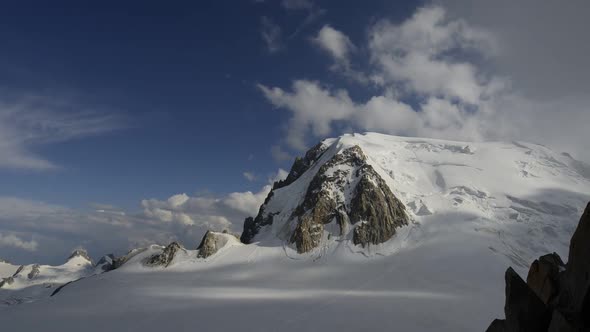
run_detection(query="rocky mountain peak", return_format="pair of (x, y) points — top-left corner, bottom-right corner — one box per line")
(67, 249), (92, 264)
(197, 230), (240, 258)
(241, 140), (408, 254)
(144, 242), (184, 267)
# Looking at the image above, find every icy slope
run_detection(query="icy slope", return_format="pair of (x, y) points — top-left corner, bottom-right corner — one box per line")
(247, 133), (589, 264)
(0, 133), (588, 332)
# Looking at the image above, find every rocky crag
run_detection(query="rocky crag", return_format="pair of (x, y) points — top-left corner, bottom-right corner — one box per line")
(487, 202), (590, 331)
(241, 139), (408, 253)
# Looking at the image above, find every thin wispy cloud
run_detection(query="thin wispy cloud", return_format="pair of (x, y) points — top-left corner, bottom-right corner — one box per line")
(0, 93), (123, 170)
(260, 16), (284, 53)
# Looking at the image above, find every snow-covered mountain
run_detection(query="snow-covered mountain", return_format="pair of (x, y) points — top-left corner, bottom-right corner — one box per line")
(0, 133), (588, 332)
(0, 250), (94, 306)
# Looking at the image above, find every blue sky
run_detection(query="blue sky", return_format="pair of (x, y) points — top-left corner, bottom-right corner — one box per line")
(0, 0), (423, 209)
(1, 0), (589, 264)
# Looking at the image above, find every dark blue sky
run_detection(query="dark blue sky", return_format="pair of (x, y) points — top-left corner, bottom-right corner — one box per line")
(0, 0), (422, 210)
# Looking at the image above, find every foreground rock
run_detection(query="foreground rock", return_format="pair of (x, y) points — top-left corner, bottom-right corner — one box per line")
(486, 202), (590, 331)
(198, 230), (240, 258)
(242, 142), (408, 253)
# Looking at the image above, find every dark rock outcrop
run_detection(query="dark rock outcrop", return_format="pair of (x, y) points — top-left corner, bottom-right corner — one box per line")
(96, 254), (116, 272)
(144, 242), (183, 267)
(241, 143), (329, 244)
(563, 202), (590, 316)
(0, 276), (14, 288)
(526, 253), (564, 305)
(350, 165), (408, 247)
(486, 202), (590, 331)
(273, 142), (328, 190)
(12, 265), (25, 277)
(197, 230), (237, 258)
(27, 264), (41, 280)
(242, 141), (408, 254)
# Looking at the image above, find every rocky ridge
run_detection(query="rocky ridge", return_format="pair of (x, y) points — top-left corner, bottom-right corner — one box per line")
(241, 138), (408, 253)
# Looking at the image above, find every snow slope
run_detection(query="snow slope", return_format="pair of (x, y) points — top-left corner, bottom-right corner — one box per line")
(0, 261), (19, 279)
(0, 133), (588, 331)
(0, 254), (94, 306)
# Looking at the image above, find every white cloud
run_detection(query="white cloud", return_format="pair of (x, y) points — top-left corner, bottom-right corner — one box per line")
(0, 176), (279, 263)
(311, 25), (369, 83)
(368, 6), (497, 104)
(0, 94), (122, 170)
(258, 80), (356, 150)
(271, 144), (292, 162)
(260, 16), (283, 53)
(243, 172), (256, 182)
(259, 5), (590, 162)
(312, 25), (355, 64)
(270, 168), (289, 183)
(0, 233), (38, 252)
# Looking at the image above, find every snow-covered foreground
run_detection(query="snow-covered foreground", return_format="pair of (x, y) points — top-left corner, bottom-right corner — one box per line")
(0, 133), (588, 331)
(1, 241), (509, 331)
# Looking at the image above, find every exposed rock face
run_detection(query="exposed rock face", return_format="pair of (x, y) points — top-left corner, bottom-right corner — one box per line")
(96, 254), (116, 272)
(144, 242), (183, 267)
(242, 141), (408, 254)
(487, 202), (590, 332)
(13, 265), (25, 277)
(27, 264), (41, 280)
(503, 267), (550, 331)
(526, 253), (564, 305)
(198, 230), (239, 258)
(273, 142), (328, 190)
(241, 143), (329, 244)
(0, 277), (14, 288)
(350, 164), (408, 247)
(563, 202), (590, 316)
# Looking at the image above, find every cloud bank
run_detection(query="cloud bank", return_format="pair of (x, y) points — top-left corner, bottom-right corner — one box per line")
(259, 5), (590, 162)
(0, 169), (288, 265)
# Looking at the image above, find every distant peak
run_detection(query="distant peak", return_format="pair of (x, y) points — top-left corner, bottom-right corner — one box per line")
(67, 249), (92, 264)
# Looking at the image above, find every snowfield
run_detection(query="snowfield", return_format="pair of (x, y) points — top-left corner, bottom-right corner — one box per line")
(1, 133), (588, 331)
